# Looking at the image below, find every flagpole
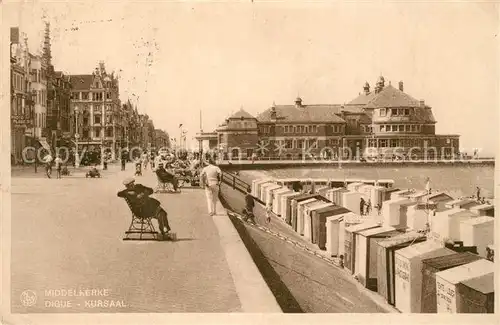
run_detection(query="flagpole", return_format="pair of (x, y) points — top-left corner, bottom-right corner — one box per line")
(425, 177), (431, 236)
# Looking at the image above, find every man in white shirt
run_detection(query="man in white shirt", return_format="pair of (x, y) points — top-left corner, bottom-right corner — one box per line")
(54, 154), (63, 179)
(44, 153), (53, 178)
(200, 158), (222, 216)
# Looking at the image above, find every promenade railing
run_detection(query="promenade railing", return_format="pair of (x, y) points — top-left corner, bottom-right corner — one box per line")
(221, 171), (251, 194)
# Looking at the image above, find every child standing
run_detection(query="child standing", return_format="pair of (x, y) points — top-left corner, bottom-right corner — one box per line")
(265, 202), (272, 223)
(54, 155), (63, 179)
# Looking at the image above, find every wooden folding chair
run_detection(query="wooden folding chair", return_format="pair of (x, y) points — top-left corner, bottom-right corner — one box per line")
(154, 173), (177, 193)
(122, 197), (158, 241)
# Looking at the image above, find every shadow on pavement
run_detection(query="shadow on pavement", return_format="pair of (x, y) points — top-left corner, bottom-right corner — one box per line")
(173, 238), (196, 242)
(222, 198), (303, 313)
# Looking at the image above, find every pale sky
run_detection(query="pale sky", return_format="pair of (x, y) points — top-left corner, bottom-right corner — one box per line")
(5, 0), (499, 155)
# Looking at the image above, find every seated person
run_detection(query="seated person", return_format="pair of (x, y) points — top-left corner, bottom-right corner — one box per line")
(155, 164), (179, 192)
(117, 178), (172, 237)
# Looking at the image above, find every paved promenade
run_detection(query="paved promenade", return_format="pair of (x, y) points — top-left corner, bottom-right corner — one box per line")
(10, 164), (278, 313)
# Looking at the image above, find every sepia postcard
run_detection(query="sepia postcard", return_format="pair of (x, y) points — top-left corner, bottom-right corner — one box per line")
(1, 0), (499, 324)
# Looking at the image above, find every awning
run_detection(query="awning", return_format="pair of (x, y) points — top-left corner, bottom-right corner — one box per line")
(39, 139), (51, 151)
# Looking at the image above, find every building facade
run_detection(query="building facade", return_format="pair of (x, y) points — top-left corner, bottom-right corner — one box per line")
(69, 62), (122, 160)
(47, 70), (72, 150)
(10, 24), (169, 166)
(208, 77), (460, 160)
(30, 54), (49, 149)
(196, 131), (218, 154)
(10, 30), (33, 164)
(216, 109), (259, 159)
(122, 100), (139, 149)
(154, 129), (170, 149)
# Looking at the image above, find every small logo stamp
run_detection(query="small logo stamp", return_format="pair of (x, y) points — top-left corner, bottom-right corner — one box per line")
(20, 290), (37, 307)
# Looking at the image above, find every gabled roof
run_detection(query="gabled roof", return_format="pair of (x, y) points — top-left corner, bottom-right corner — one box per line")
(229, 108), (255, 120)
(69, 74), (93, 90)
(257, 104), (346, 123)
(346, 92), (376, 106)
(365, 85), (420, 109)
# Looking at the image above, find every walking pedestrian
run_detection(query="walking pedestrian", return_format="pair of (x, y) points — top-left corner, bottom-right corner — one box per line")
(366, 199), (372, 215)
(44, 153), (53, 178)
(103, 152), (108, 170)
(121, 150), (127, 171)
(476, 187), (481, 201)
(142, 151), (149, 170)
(244, 188), (255, 223)
(376, 203), (382, 216)
(359, 197), (365, 216)
(150, 151), (156, 169)
(54, 154), (63, 179)
(200, 158), (222, 216)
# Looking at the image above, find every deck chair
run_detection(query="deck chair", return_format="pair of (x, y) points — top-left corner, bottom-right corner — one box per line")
(122, 197), (158, 241)
(154, 172), (179, 193)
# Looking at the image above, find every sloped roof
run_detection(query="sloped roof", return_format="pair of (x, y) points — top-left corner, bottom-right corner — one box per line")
(229, 108), (255, 120)
(257, 104), (346, 123)
(346, 92), (376, 106)
(435, 259), (495, 285)
(460, 273), (494, 294)
(342, 106), (366, 114)
(69, 74), (93, 90)
(365, 85), (420, 109)
(422, 252), (482, 271)
(414, 106), (437, 123)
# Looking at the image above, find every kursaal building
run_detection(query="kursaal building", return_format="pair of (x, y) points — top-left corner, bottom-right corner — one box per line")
(201, 76), (460, 160)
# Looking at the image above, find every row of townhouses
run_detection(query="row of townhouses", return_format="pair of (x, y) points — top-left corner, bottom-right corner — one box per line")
(197, 77), (459, 160)
(10, 24), (170, 165)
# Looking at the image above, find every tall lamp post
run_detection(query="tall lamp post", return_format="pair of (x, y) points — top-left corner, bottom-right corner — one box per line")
(101, 91), (106, 169)
(101, 111), (105, 169)
(30, 89), (38, 173)
(170, 138), (177, 153)
(74, 106), (80, 167)
(181, 129), (188, 150)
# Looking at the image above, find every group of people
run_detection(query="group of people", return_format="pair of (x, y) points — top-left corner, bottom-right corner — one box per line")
(42, 153), (66, 179)
(117, 154), (224, 239)
(359, 197), (382, 216)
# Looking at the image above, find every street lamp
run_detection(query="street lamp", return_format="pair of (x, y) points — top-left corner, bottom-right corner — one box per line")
(181, 129), (188, 150)
(170, 137), (177, 153)
(30, 89), (38, 173)
(74, 106), (80, 167)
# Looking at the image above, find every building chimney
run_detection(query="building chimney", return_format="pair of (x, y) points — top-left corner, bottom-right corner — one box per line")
(363, 82), (370, 95)
(295, 97), (303, 108)
(419, 100), (425, 107)
(375, 76), (385, 94)
(399, 81), (404, 92)
(270, 102), (277, 120)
